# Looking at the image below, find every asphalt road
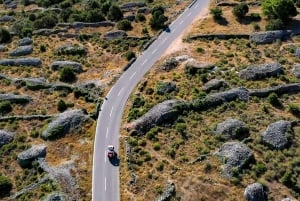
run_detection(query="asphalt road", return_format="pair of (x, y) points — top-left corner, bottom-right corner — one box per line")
(92, 0), (210, 200)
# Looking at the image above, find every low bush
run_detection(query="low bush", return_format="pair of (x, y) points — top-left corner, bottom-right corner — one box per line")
(117, 20), (132, 31)
(265, 19), (284, 31)
(59, 66), (76, 83)
(0, 176), (12, 196)
(57, 99), (67, 112)
(0, 101), (12, 115)
(210, 7), (223, 20)
(0, 28), (11, 43)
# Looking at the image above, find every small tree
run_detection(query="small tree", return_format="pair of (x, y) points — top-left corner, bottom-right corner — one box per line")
(232, 2), (249, 19)
(136, 13), (146, 22)
(57, 99), (67, 112)
(149, 6), (168, 30)
(0, 28), (11, 43)
(124, 51), (136, 61)
(117, 19), (132, 31)
(210, 7), (223, 20)
(59, 66), (76, 83)
(0, 176), (12, 196)
(108, 5), (123, 21)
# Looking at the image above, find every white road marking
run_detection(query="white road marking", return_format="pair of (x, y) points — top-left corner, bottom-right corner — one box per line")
(118, 88), (124, 96)
(106, 127), (108, 138)
(142, 59), (148, 65)
(110, 107), (114, 117)
(130, 72), (136, 80)
(187, 12), (191, 17)
(180, 20), (184, 24)
(105, 177), (107, 191)
(151, 49), (157, 54)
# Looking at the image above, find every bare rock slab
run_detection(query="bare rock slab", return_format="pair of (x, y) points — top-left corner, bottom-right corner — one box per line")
(215, 142), (253, 178)
(249, 30), (292, 44)
(19, 37), (33, 46)
(9, 45), (33, 56)
(244, 183), (266, 201)
(0, 130), (14, 147)
(41, 109), (89, 140)
(17, 144), (46, 168)
(215, 119), (249, 140)
(262, 120), (293, 150)
(239, 63), (283, 80)
(50, 61), (83, 73)
(0, 93), (32, 103)
(0, 58), (42, 67)
(203, 79), (229, 92)
(103, 30), (127, 40)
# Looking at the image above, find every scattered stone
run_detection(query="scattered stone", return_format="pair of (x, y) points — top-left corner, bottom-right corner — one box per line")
(262, 120), (293, 150)
(155, 181), (176, 201)
(215, 142), (253, 178)
(19, 37), (33, 46)
(41, 109), (89, 140)
(103, 30), (127, 40)
(0, 130), (14, 147)
(293, 64), (300, 79)
(249, 30), (292, 44)
(0, 15), (15, 22)
(55, 44), (87, 56)
(295, 48), (300, 59)
(215, 119), (249, 140)
(160, 57), (179, 71)
(244, 183), (266, 201)
(185, 60), (215, 73)
(0, 45), (7, 52)
(156, 82), (177, 95)
(17, 144), (47, 168)
(43, 192), (66, 201)
(239, 63), (283, 80)
(50, 61), (83, 73)
(203, 79), (229, 92)
(0, 58), (42, 67)
(9, 45), (33, 56)
(130, 99), (184, 135)
(0, 93), (32, 103)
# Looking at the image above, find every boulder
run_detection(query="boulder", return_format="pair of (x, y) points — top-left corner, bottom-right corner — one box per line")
(156, 82), (177, 95)
(155, 181), (176, 201)
(0, 58), (42, 67)
(203, 79), (229, 92)
(137, 7), (151, 14)
(215, 119), (249, 140)
(0, 15), (15, 22)
(131, 99), (184, 134)
(215, 142), (253, 178)
(17, 144), (47, 168)
(185, 61), (215, 73)
(295, 48), (300, 59)
(19, 37), (33, 46)
(0, 130), (14, 147)
(41, 109), (89, 140)
(103, 30), (127, 40)
(239, 63), (283, 80)
(0, 93), (32, 103)
(249, 30), (292, 44)
(50, 61), (83, 73)
(43, 192), (66, 201)
(244, 183), (266, 201)
(160, 57), (179, 71)
(0, 45), (7, 52)
(55, 44), (87, 56)
(293, 64), (300, 79)
(262, 120), (293, 150)
(9, 45), (33, 56)
(13, 77), (50, 90)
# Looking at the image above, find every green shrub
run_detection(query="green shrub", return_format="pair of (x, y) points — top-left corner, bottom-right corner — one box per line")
(128, 137), (138, 146)
(210, 7), (223, 20)
(232, 2), (249, 19)
(117, 19), (132, 31)
(265, 19), (284, 31)
(59, 66), (76, 83)
(0, 28), (11, 43)
(252, 23), (260, 31)
(288, 103), (300, 116)
(39, 44), (46, 52)
(124, 51), (136, 61)
(0, 101), (12, 115)
(175, 123), (186, 134)
(250, 13), (261, 21)
(156, 162), (164, 171)
(136, 13), (146, 22)
(57, 99), (67, 112)
(33, 13), (58, 29)
(108, 5), (123, 21)
(153, 142), (161, 151)
(196, 47), (205, 53)
(132, 96), (145, 108)
(166, 148), (176, 159)
(46, 125), (65, 140)
(149, 6), (168, 30)
(28, 13), (36, 21)
(0, 176), (12, 196)
(267, 92), (282, 108)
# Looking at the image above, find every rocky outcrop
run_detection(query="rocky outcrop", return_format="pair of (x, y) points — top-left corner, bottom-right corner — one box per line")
(41, 109), (89, 140)
(55, 44), (87, 56)
(103, 30), (127, 40)
(32, 29), (68, 36)
(215, 142), (253, 178)
(0, 45), (7, 52)
(155, 181), (176, 201)
(19, 37), (33, 46)
(160, 57), (179, 71)
(0, 93), (32, 103)
(239, 63), (283, 80)
(249, 83), (300, 97)
(13, 77), (50, 90)
(130, 99), (184, 135)
(156, 82), (177, 95)
(0, 130), (14, 147)
(57, 21), (115, 28)
(203, 79), (229, 92)
(121, 2), (146, 9)
(293, 64), (300, 79)
(43, 192), (66, 201)
(215, 119), (249, 140)
(9, 45), (33, 56)
(185, 61), (215, 73)
(0, 58), (42, 67)
(250, 30), (292, 44)
(17, 144), (47, 168)
(192, 87), (249, 111)
(50, 61), (83, 73)
(262, 120), (293, 150)
(3, 0), (17, 9)
(244, 183), (266, 201)
(0, 15), (15, 22)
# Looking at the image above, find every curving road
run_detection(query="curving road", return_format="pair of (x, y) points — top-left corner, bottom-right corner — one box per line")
(92, 0), (210, 200)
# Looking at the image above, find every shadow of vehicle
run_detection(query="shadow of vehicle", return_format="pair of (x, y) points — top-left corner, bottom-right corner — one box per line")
(109, 153), (120, 166)
(164, 26), (171, 33)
